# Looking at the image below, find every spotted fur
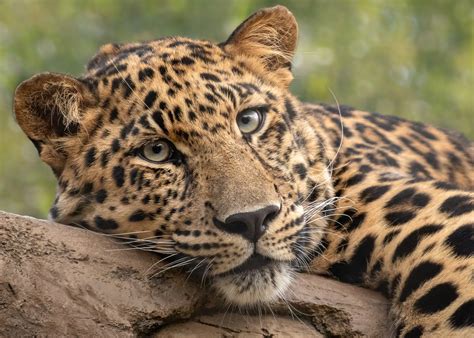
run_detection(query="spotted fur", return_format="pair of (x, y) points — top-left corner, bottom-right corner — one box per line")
(14, 6), (473, 337)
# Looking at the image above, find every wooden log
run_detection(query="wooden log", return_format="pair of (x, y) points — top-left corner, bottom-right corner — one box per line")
(0, 211), (391, 336)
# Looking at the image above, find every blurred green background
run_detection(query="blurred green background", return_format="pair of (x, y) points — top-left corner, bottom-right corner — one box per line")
(0, 0), (473, 218)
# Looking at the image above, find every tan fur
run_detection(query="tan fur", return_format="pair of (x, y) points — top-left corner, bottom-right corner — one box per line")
(13, 6), (474, 336)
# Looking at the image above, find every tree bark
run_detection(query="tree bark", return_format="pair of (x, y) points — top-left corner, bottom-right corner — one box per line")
(0, 211), (391, 336)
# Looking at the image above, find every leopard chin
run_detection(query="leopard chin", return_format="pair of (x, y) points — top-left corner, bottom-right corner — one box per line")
(212, 262), (293, 306)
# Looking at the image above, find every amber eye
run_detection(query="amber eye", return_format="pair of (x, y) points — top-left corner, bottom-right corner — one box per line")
(140, 140), (172, 163)
(237, 109), (264, 134)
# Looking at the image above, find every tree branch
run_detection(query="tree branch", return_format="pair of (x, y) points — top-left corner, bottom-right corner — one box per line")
(0, 211), (390, 336)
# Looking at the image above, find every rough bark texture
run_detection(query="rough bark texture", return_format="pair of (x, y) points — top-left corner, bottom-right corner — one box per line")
(0, 211), (391, 337)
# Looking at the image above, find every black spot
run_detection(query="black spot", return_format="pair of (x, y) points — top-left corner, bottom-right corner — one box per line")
(360, 185), (390, 203)
(85, 147), (97, 166)
(409, 160), (432, 179)
(180, 56), (195, 65)
(120, 120), (134, 139)
(410, 123), (437, 140)
(129, 210), (147, 222)
(346, 173), (366, 186)
(82, 182), (94, 194)
(403, 326), (423, 338)
(293, 163), (307, 180)
(385, 188), (416, 208)
(200, 73), (221, 82)
(173, 106), (182, 121)
(94, 216), (119, 230)
(231, 66), (243, 75)
(414, 282), (458, 314)
(111, 139), (121, 153)
(359, 164), (373, 173)
(167, 110), (175, 123)
(111, 78), (121, 93)
(141, 195), (150, 205)
(329, 235), (376, 284)
(449, 299), (474, 328)
(138, 67), (154, 81)
(392, 224), (443, 262)
(336, 238), (349, 253)
(412, 193), (430, 207)
(423, 152), (439, 169)
(439, 195), (473, 218)
(433, 181), (459, 190)
(285, 98), (297, 120)
(444, 224), (473, 257)
(385, 211), (416, 226)
(109, 107), (119, 122)
(112, 166), (125, 187)
(144, 90), (158, 109)
(152, 110), (168, 134)
(100, 151), (110, 168)
(204, 93), (217, 104)
(333, 208), (357, 230)
(96, 189), (107, 203)
(383, 229), (400, 244)
(399, 261), (442, 302)
(347, 212), (366, 231)
(188, 110), (197, 121)
(122, 75), (136, 99)
(138, 115), (151, 129)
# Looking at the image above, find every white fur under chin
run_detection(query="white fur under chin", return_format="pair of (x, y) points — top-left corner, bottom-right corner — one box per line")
(213, 263), (292, 306)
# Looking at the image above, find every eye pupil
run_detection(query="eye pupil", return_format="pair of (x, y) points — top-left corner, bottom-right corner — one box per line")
(237, 109), (264, 134)
(241, 116), (251, 124)
(152, 144), (163, 154)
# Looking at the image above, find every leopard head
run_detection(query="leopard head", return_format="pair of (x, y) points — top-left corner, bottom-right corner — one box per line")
(14, 6), (334, 306)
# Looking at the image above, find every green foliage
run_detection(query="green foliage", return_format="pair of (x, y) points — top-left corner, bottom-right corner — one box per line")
(0, 0), (472, 217)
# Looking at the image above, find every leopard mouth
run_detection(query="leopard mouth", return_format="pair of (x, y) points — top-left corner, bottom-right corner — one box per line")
(219, 253), (273, 277)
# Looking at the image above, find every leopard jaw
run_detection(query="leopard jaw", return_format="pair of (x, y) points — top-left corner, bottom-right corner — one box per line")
(212, 262), (292, 306)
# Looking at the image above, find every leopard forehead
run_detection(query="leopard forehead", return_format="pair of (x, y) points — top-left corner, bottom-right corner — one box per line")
(82, 37), (284, 144)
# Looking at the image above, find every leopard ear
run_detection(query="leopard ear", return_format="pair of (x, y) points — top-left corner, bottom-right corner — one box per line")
(223, 5), (298, 86)
(14, 72), (95, 175)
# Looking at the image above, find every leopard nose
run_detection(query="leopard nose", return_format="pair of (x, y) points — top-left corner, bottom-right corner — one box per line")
(213, 205), (280, 242)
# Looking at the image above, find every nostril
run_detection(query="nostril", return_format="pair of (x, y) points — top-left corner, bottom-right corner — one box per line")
(221, 220), (247, 235)
(213, 205), (281, 242)
(213, 217), (248, 236)
(264, 208), (280, 225)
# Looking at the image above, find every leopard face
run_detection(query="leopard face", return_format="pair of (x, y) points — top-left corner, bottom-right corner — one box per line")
(14, 6), (332, 305)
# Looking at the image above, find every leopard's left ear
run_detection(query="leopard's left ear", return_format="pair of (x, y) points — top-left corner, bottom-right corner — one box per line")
(222, 5), (298, 86)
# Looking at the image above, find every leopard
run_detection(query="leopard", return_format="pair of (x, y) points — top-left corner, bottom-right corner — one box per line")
(13, 5), (473, 337)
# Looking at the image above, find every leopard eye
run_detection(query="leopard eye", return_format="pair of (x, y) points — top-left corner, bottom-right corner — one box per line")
(237, 109), (264, 134)
(140, 140), (172, 163)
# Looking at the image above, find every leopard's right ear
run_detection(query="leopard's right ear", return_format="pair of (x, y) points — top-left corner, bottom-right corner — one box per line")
(14, 72), (95, 175)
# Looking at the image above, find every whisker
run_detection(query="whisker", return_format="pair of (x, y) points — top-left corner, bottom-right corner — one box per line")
(144, 253), (179, 277)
